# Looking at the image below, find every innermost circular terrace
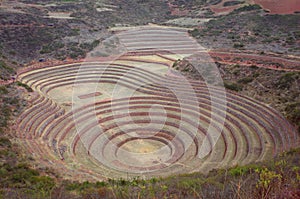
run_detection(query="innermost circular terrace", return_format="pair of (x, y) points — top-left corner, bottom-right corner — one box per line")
(119, 138), (167, 154)
(116, 138), (173, 166)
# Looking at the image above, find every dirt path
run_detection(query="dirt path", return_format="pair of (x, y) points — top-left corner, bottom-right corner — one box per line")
(0, 79), (15, 85)
(209, 50), (300, 72)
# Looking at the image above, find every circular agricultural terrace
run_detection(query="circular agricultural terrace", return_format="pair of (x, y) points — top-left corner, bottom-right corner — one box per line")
(16, 26), (299, 181)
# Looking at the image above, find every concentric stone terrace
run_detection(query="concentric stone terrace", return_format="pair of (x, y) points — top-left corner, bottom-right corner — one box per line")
(16, 27), (299, 181)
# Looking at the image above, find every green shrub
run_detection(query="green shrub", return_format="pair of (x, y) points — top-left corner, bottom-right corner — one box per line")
(223, 1), (244, 7)
(233, 69), (240, 75)
(0, 105), (11, 128)
(66, 181), (95, 191)
(233, 4), (262, 13)
(229, 165), (261, 176)
(0, 60), (14, 73)
(253, 73), (260, 78)
(0, 167), (8, 177)
(233, 42), (244, 48)
(224, 81), (243, 91)
(250, 65), (258, 69)
(31, 176), (55, 192)
(189, 28), (200, 37)
(255, 168), (282, 198)
(238, 77), (254, 84)
(16, 81), (33, 92)
(0, 149), (16, 158)
(276, 72), (299, 89)
(12, 169), (39, 183)
(0, 86), (8, 95)
(40, 42), (64, 54)
(285, 102), (300, 129)
(0, 137), (11, 147)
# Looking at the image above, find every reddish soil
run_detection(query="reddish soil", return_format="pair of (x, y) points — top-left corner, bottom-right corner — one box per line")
(0, 79), (15, 85)
(209, 50), (300, 71)
(167, 2), (189, 16)
(209, 0), (243, 15)
(167, 0), (300, 15)
(210, 5), (240, 14)
(253, 0), (300, 14)
(18, 50), (299, 79)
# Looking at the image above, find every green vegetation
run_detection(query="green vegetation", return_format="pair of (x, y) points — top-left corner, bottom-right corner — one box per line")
(188, 28), (201, 38)
(223, 1), (244, 7)
(0, 163), (55, 198)
(233, 42), (244, 48)
(233, 43), (245, 48)
(40, 42), (64, 54)
(69, 44), (85, 59)
(237, 77), (254, 84)
(79, 40), (100, 51)
(0, 60), (14, 80)
(276, 72), (299, 89)
(0, 148), (295, 198)
(45, 41), (100, 59)
(0, 104), (11, 134)
(0, 85), (23, 134)
(232, 4), (262, 13)
(0, 60), (13, 73)
(224, 81), (243, 91)
(62, 0), (79, 2)
(0, 137), (11, 147)
(229, 164), (261, 177)
(285, 102), (300, 131)
(0, 85), (57, 198)
(16, 81), (33, 92)
(190, 11), (300, 55)
(0, 86), (8, 95)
